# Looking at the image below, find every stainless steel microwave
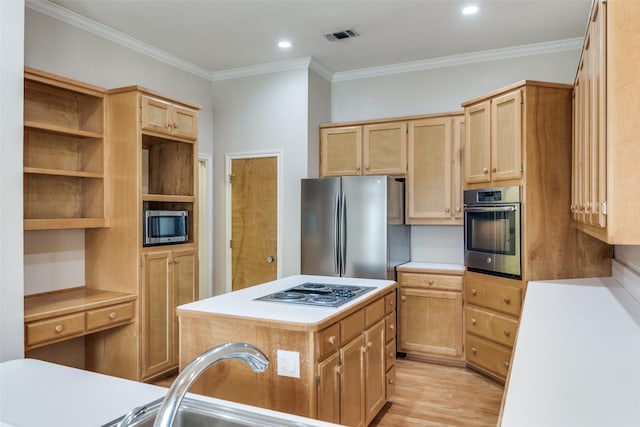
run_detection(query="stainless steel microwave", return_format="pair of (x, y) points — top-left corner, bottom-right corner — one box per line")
(463, 186), (521, 279)
(143, 210), (188, 246)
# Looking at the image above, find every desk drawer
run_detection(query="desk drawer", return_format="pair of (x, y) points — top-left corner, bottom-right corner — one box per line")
(317, 322), (341, 360)
(399, 272), (463, 291)
(464, 279), (522, 316)
(86, 302), (134, 332)
(465, 306), (518, 347)
(466, 334), (512, 379)
(26, 312), (85, 347)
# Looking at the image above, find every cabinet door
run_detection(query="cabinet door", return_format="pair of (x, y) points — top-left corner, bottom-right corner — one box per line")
(452, 116), (465, 220)
(173, 248), (197, 363)
(407, 118), (452, 223)
(340, 335), (365, 427)
(399, 288), (463, 358)
(363, 122), (407, 175)
(491, 90), (522, 181)
(141, 251), (173, 379)
(320, 126), (362, 177)
(171, 105), (198, 140)
(141, 95), (172, 135)
(364, 319), (386, 425)
(465, 101), (491, 183)
(317, 352), (340, 424)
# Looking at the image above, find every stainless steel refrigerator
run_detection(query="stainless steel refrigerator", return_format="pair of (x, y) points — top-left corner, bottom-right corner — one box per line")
(301, 176), (410, 280)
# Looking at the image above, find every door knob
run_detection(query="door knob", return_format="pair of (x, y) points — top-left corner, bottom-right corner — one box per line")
(266, 256), (274, 263)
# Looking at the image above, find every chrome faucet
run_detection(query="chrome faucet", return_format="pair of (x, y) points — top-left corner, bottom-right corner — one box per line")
(152, 342), (269, 427)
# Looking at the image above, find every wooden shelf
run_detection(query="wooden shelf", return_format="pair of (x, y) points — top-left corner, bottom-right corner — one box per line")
(24, 217), (106, 231)
(24, 121), (103, 139)
(142, 194), (195, 203)
(24, 167), (103, 179)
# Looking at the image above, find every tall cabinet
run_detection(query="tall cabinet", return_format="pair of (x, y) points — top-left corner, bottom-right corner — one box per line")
(85, 86), (199, 381)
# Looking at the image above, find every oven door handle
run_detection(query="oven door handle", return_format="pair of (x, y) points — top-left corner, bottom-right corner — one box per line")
(464, 206), (517, 213)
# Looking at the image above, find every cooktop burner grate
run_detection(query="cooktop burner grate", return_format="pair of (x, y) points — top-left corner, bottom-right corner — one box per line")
(255, 283), (375, 308)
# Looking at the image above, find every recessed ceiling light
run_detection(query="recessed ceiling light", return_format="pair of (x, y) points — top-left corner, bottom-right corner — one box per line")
(278, 40), (292, 49)
(462, 5), (479, 15)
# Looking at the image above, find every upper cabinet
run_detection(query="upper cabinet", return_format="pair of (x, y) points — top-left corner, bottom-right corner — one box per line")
(464, 89), (522, 184)
(140, 95), (198, 140)
(23, 68), (108, 230)
(406, 113), (465, 225)
(320, 122), (406, 177)
(571, 0), (640, 244)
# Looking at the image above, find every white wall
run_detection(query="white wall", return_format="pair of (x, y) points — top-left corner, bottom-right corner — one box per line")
(332, 49), (582, 264)
(210, 69), (315, 295)
(614, 246), (640, 276)
(0, 0), (25, 362)
(23, 8), (215, 294)
(307, 70), (331, 178)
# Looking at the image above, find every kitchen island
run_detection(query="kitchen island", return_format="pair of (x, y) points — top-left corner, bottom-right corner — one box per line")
(177, 274), (397, 426)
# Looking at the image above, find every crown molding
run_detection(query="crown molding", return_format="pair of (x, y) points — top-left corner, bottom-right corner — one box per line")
(332, 37), (584, 82)
(211, 57), (306, 81)
(26, 0), (214, 81)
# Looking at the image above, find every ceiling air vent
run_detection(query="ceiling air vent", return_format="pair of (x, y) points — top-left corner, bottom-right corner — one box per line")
(324, 29), (359, 41)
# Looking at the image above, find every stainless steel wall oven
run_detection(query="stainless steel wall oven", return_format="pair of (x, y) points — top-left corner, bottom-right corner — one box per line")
(464, 186), (521, 279)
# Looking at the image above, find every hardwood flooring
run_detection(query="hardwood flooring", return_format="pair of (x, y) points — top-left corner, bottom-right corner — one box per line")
(152, 358), (504, 427)
(371, 358), (504, 427)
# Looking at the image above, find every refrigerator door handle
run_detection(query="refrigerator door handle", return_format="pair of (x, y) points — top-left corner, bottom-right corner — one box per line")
(340, 191), (347, 276)
(333, 191), (340, 275)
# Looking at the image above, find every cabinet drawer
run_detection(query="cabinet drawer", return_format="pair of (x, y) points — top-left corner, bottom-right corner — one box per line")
(385, 291), (396, 314)
(385, 338), (396, 370)
(365, 297), (386, 327)
(385, 312), (396, 341)
(465, 306), (518, 348)
(86, 302), (134, 332)
(26, 312), (85, 347)
(466, 334), (512, 379)
(399, 272), (463, 291)
(386, 365), (396, 400)
(341, 309), (365, 344)
(317, 322), (341, 360)
(464, 280), (522, 316)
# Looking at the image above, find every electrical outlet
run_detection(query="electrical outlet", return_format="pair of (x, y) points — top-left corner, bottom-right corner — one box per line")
(276, 349), (300, 378)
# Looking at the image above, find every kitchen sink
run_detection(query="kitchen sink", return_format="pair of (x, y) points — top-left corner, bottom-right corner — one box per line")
(103, 396), (321, 427)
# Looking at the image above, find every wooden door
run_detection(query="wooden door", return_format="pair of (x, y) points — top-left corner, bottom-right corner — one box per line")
(141, 250), (173, 379)
(491, 90), (522, 181)
(231, 157), (277, 290)
(317, 352), (340, 424)
(140, 95), (171, 135)
(320, 126), (362, 177)
(363, 122), (407, 175)
(364, 319), (386, 425)
(465, 101), (491, 183)
(399, 288), (463, 358)
(340, 335), (365, 427)
(173, 248), (197, 363)
(407, 117), (452, 223)
(452, 116), (465, 219)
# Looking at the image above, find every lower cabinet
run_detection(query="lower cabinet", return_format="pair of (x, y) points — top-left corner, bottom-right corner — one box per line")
(397, 267), (464, 364)
(140, 247), (196, 380)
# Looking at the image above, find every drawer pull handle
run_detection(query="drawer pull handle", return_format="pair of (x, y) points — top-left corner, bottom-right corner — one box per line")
(492, 167), (497, 173)
(482, 168), (488, 174)
(388, 299), (395, 306)
(400, 296), (406, 302)
(388, 379), (395, 385)
(428, 280), (434, 285)
(389, 352), (395, 358)
(389, 324), (395, 330)
(471, 289), (477, 296)
(328, 335), (336, 345)
(504, 361), (510, 369)
(55, 324), (64, 333)
(471, 347), (477, 355)
(504, 296), (511, 304)
(504, 329), (511, 337)
(109, 312), (117, 320)
(471, 318), (477, 325)
(367, 341), (373, 348)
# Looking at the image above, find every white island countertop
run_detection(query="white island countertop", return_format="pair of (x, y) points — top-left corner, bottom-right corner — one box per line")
(501, 260), (640, 427)
(0, 359), (341, 427)
(178, 275), (396, 329)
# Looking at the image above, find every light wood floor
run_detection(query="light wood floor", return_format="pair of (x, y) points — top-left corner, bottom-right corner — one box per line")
(371, 359), (504, 427)
(153, 358), (504, 426)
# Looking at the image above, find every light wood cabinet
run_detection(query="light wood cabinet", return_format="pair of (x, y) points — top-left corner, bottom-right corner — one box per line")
(397, 268), (464, 364)
(23, 68), (108, 230)
(571, 0), (640, 244)
(141, 95), (198, 140)
(320, 122), (406, 177)
(406, 113), (465, 224)
(464, 89), (522, 184)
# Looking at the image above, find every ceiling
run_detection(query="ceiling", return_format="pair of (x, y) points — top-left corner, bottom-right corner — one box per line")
(47, 0), (591, 77)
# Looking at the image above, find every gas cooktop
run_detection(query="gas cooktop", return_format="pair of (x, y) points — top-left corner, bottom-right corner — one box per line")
(255, 282), (375, 308)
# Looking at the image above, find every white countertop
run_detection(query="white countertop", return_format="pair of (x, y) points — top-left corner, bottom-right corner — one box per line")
(0, 359), (340, 427)
(501, 260), (640, 427)
(177, 275), (396, 326)
(396, 262), (465, 274)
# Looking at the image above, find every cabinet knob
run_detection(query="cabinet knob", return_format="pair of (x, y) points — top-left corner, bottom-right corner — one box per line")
(504, 329), (511, 337)
(482, 168), (488, 174)
(367, 341), (373, 348)
(55, 324), (64, 333)
(389, 352), (395, 358)
(400, 296), (406, 302)
(445, 208), (450, 213)
(471, 318), (477, 325)
(328, 335), (336, 345)
(504, 361), (510, 369)
(471, 347), (477, 355)
(503, 296), (511, 304)
(455, 207), (461, 213)
(266, 256), (275, 263)
(109, 312), (117, 320)
(389, 324), (395, 330)
(471, 289), (477, 296)
(428, 279), (434, 285)
(167, 121), (173, 128)
(388, 299), (395, 307)
(492, 167), (497, 173)
(388, 379), (395, 385)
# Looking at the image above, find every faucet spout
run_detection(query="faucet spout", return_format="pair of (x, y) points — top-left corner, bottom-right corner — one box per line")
(152, 342), (269, 427)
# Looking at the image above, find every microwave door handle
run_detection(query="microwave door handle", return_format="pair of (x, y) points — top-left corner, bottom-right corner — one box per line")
(464, 206), (517, 213)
